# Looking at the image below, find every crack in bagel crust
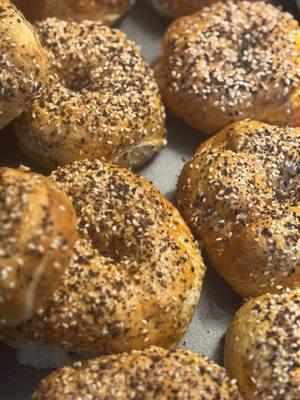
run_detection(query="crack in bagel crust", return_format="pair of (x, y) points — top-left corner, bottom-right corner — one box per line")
(225, 289), (300, 400)
(3, 160), (205, 356)
(177, 120), (300, 297)
(33, 347), (242, 399)
(14, 18), (166, 169)
(12, 0), (136, 24)
(0, 0), (46, 129)
(156, 1), (300, 135)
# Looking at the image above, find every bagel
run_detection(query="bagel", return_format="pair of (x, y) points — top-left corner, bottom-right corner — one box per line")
(156, 1), (300, 136)
(14, 18), (166, 170)
(225, 288), (300, 400)
(0, 0), (46, 130)
(33, 347), (242, 399)
(2, 159), (205, 368)
(177, 120), (300, 298)
(0, 167), (76, 327)
(12, 0), (135, 24)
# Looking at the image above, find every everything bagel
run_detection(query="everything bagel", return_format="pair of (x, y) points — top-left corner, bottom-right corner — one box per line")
(15, 19), (166, 169)
(0, 0), (46, 129)
(0, 167), (76, 327)
(156, 1), (300, 135)
(225, 289), (300, 400)
(3, 160), (205, 366)
(33, 347), (242, 399)
(177, 120), (300, 297)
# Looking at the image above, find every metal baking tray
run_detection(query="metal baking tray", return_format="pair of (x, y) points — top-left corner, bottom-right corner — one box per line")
(0, 0), (297, 398)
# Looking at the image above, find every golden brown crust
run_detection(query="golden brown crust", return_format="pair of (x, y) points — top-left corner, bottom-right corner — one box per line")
(12, 0), (135, 24)
(0, 0), (47, 129)
(15, 18), (166, 170)
(177, 120), (300, 297)
(3, 160), (205, 355)
(156, 1), (300, 136)
(0, 167), (77, 327)
(33, 347), (242, 399)
(224, 289), (300, 400)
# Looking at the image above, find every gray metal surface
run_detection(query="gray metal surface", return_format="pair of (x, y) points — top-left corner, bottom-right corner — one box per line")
(0, 0), (297, 398)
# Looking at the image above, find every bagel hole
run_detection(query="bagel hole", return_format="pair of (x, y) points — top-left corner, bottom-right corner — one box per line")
(61, 69), (94, 93)
(87, 226), (142, 264)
